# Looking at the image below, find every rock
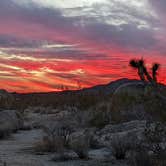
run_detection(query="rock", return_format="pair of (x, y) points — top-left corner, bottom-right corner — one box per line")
(88, 148), (113, 161)
(93, 120), (146, 147)
(0, 110), (22, 138)
(143, 122), (166, 153)
(147, 150), (154, 156)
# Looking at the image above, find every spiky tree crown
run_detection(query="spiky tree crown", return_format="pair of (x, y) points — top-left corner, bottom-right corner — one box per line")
(129, 58), (161, 84)
(138, 59), (144, 66)
(129, 59), (138, 68)
(152, 63), (160, 72)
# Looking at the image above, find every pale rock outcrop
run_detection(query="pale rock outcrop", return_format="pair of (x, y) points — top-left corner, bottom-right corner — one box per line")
(0, 110), (22, 138)
(93, 120), (146, 147)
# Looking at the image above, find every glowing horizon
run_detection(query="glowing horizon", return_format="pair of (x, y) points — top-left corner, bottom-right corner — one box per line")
(0, 0), (165, 93)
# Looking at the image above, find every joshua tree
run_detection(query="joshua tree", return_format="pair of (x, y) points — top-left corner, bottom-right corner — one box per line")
(129, 59), (145, 81)
(143, 65), (153, 83)
(129, 58), (160, 85)
(152, 63), (160, 83)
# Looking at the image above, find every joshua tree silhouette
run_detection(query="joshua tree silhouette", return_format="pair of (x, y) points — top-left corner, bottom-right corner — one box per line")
(129, 58), (160, 84)
(152, 63), (160, 83)
(129, 59), (145, 81)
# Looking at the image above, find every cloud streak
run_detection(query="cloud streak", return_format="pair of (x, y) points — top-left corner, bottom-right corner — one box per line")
(0, 0), (165, 92)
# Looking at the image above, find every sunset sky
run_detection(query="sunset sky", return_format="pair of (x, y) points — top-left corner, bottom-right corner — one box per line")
(0, 0), (165, 93)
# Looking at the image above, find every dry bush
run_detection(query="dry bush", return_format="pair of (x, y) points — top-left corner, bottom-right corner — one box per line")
(69, 130), (92, 159)
(128, 122), (166, 166)
(128, 151), (152, 166)
(0, 126), (11, 139)
(144, 122), (166, 154)
(111, 136), (130, 160)
(110, 89), (146, 123)
(34, 135), (64, 153)
(70, 139), (89, 159)
(128, 151), (166, 166)
(88, 102), (110, 128)
(34, 124), (72, 153)
(13, 89), (110, 111)
(111, 135), (140, 160)
(110, 83), (166, 123)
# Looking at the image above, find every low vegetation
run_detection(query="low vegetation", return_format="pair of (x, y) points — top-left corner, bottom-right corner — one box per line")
(34, 124), (72, 153)
(0, 59), (165, 165)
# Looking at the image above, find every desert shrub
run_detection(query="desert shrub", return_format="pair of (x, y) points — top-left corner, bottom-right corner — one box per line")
(110, 83), (166, 123)
(111, 135), (140, 160)
(34, 135), (64, 153)
(128, 122), (166, 166)
(110, 88), (146, 123)
(0, 90), (15, 109)
(72, 144), (89, 159)
(34, 124), (72, 153)
(111, 136), (130, 160)
(89, 102), (110, 128)
(89, 112), (109, 128)
(128, 151), (152, 166)
(69, 130), (92, 159)
(128, 151), (166, 166)
(143, 96), (166, 122)
(143, 122), (166, 154)
(0, 127), (11, 139)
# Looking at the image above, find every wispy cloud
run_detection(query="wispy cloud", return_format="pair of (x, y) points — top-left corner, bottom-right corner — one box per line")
(0, 0), (165, 92)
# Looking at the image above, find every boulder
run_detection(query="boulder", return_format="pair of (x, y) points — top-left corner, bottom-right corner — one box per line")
(93, 120), (146, 147)
(0, 110), (22, 138)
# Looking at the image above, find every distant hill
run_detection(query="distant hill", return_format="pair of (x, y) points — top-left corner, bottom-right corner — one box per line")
(14, 78), (144, 96)
(0, 78), (164, 110)
(9, 79), (145, 109)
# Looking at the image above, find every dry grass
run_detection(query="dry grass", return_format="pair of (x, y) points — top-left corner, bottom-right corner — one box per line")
(69, 137), (89, 159)
(88, 102), (110, 128)
(111, 135), (140, 160)
(34, 135), (64, 153)
(128, 151), (166, 166)
(34, 124), (72, 153)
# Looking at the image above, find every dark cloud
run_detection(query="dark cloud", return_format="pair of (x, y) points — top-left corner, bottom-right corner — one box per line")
(0, 35), (42, 48)
(81, 22), (157, 52)
(0, 0), (160, 53)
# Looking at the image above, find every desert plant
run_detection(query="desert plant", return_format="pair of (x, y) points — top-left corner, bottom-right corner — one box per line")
(89, 102), (110, 128)
(128, 151), (152, 166)
(129, 151), (166, 166)
(144, 122), (166, 154)
(34, 124), (73, 153)
(34, 135), (64, 153)
(111, 135), (138, 160)
(129, 58), (160, 85)
(111, 136), (128, 159)
(72, 144), (89, 159)
(152, 63), (160, 83)
(69, 130), (92, 159)
(129, 59), (145, 81)
(143, 65), (153, 83)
